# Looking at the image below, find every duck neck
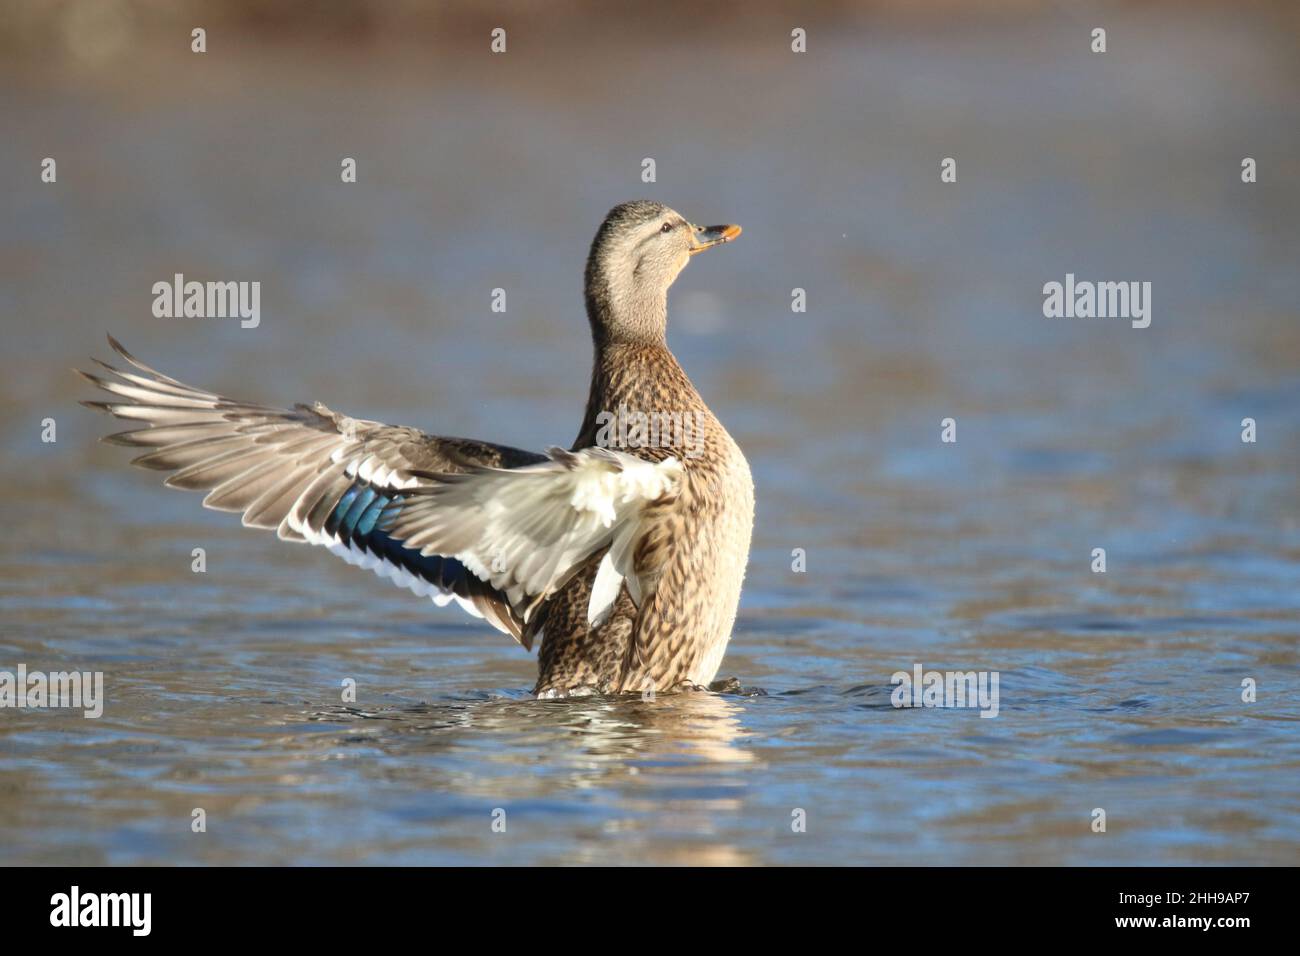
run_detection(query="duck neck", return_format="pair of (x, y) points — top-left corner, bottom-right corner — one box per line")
(584, 270), (668, 349)
(576, 331), (698, 450)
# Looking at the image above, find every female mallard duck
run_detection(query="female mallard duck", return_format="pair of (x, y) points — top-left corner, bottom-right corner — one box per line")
(80, 200), (753, 698)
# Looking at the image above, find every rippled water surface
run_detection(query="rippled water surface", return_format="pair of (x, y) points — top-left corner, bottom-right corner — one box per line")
(2, 8), (1299, 865)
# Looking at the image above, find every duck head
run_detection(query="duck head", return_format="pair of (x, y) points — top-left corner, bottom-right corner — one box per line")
(584, 200), (741, 345)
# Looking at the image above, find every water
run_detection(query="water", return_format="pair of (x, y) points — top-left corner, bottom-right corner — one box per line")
(2, 8), (1299, 865)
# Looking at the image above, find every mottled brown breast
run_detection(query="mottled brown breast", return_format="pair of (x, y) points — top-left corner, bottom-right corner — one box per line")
(533, 342), (754, 696)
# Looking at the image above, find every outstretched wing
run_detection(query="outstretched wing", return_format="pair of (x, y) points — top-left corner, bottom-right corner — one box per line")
(383, 446), (682, 629)
(79, 336), (551, 645)
(79, 337), (682, 649)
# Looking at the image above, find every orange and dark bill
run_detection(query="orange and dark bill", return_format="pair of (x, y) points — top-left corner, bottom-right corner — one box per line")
(689, 223), (742, 255)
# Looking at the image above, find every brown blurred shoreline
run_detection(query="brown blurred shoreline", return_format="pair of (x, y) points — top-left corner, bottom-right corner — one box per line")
(5, 0), (1300, 64)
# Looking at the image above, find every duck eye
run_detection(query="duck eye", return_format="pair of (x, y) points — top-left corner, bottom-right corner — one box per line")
(660, 222), (674, 233)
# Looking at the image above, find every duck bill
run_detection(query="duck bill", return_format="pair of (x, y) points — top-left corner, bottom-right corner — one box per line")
(689, 223), (742, 255)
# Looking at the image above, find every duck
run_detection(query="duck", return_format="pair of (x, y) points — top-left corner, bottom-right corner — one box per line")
(79, 200), (754, 699)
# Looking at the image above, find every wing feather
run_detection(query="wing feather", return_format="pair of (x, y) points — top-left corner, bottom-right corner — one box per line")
(382, 447), (681, 626)
(78, 336), (551, 645)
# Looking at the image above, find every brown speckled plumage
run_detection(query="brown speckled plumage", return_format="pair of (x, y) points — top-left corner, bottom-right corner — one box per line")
(79, 201), (753, 698)
(535, 339), (753, 696)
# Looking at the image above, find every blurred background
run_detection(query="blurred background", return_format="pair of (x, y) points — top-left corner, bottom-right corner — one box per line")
(1, 0), (1298, 865)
